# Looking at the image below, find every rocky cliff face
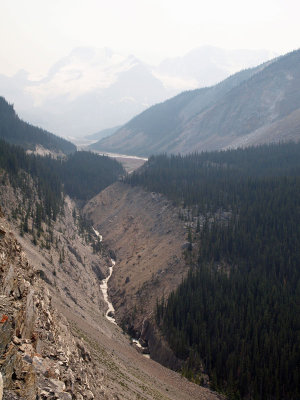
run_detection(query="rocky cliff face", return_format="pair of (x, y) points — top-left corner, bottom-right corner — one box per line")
(0, 214), (106, 400)
(0, 180), (110, 328)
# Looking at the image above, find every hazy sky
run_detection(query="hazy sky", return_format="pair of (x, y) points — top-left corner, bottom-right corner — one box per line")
(1, 0), (299, 77)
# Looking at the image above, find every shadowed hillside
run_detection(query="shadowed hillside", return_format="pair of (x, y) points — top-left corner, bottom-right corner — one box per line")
(0, 96), (76, 154)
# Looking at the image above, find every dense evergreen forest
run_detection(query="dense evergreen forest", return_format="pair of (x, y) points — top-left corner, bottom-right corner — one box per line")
(0, 96), (76, 154)
(0, 139), (124, 224)
(126, 143), (300, 400)
(61, 151), (124, 201)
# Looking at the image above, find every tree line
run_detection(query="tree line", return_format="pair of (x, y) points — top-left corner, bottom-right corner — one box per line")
(0, 138), (124, 225)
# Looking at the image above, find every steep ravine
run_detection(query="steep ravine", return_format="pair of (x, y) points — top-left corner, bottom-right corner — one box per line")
(1, 188), (221, 399)
(84, 182), (191, 369)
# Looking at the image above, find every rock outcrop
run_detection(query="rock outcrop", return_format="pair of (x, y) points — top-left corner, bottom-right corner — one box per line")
(0, 217), (105, 399)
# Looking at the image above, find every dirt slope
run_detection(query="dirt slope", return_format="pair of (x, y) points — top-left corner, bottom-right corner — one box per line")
(83, 182), (191, 365)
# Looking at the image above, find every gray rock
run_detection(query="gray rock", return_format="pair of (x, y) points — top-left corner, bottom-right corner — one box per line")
(3, 391), (23, 400)
(83, 390), (94, 400)
(0, 372), (3, 400)
(23, 354), (33, 364)
(58, 393), (72, 400)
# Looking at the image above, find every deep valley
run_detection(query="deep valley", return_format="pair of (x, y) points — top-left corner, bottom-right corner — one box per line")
(1, 46), (300, 400)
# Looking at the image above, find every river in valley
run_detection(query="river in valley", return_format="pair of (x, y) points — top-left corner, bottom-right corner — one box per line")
(93, 227), (116, 324)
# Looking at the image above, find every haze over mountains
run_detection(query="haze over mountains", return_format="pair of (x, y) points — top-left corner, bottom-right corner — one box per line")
(0, 46), (275, 138)
(93, 49), (300, 157)
(0, 38), (299, 399)
(155, 46), (276, 89)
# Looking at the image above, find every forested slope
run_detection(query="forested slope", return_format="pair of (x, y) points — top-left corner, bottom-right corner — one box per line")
(0, 96), (76, 154)
(0, 139), (124, 240)
(125, 143), (300, 399)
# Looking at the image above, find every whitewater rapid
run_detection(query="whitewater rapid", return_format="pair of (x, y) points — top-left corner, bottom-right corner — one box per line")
(100, 259), (117, 324)
(94, 227), (150, 357)
(92, 227), (102, 242)
(93, 227), (116, 324)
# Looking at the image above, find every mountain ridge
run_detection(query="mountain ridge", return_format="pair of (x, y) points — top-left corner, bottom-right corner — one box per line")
(92, 49), (300, 156)
(0, 46), (276, 138)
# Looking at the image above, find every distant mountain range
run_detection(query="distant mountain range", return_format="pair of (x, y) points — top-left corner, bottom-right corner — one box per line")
(154, 46), (277, 89)
(0, 46), (275, 138)
(91, 49), (300, 157)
